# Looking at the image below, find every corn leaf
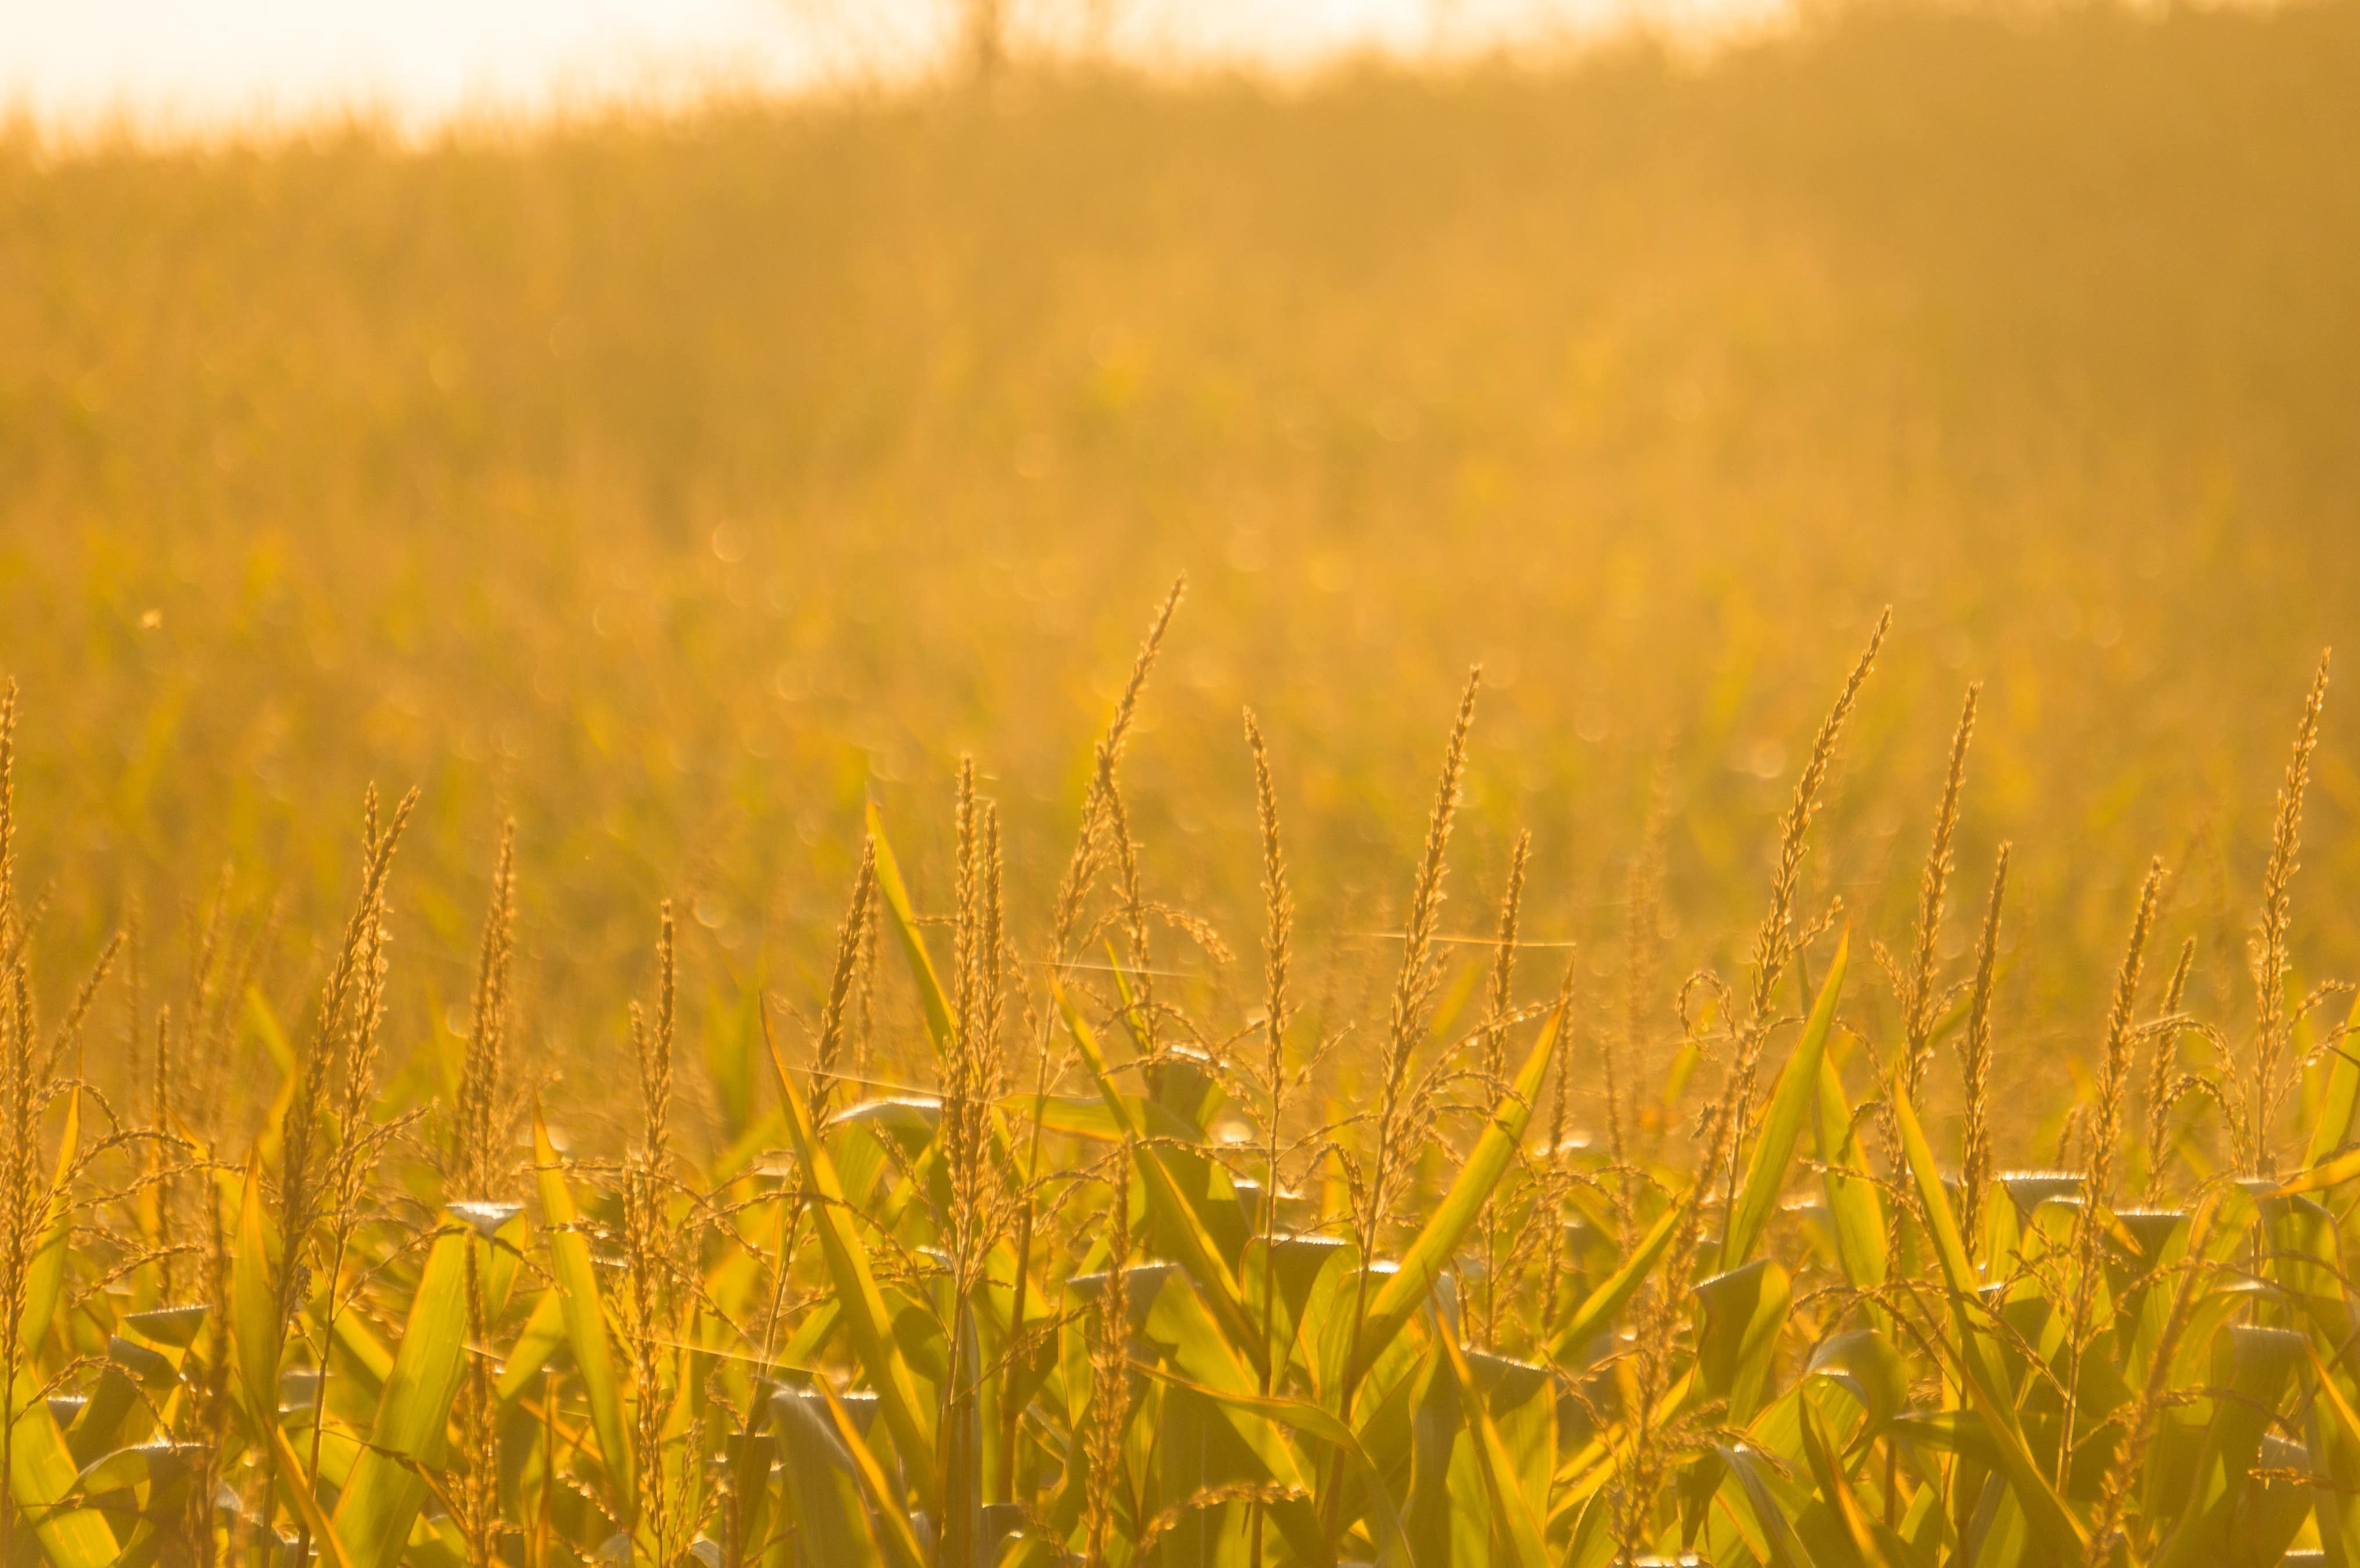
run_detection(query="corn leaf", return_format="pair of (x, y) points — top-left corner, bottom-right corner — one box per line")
(818, 1381), (930, 1568)
(6, 1098), (114, 1567)
(1557, 1367), (1701, 1499)
(496, 1288), (568, 1404)
(1562, 1489), (1618, 1568)
(1694, 1258), (1791, 1428)
(2304, 988), (2360, 1169)
(1725, 931), (1849, 1270)
(2152, 1324), (2308, 1568)
(772, 1389), (886, 1568)
(1891, 1093), (1978, 1300)
(1137, 1281), (1330, 1566)
(1436, 1318), (1551, 1568)
(1800, 1392), (1893, 1568)
(2273, 1142), (2360, 1197)
(1549, 1194), (1686, 1363)
(330, 1305), (394, 1394)
(765, 1012), (939, 1511)
(232, 1151), (282, 1435)
(534, 1108), (636, 1517)
(330, 1225), (472, 1568)
(243, 984), (295, 1073)
(1355, 1002), (1563, 1382)
(1721, 1443), (1824, 1568)
(1133, 1364), (1414, 1568)
(1807, 1331), (1907, 1432)
(2307, 1341), (2360, 1568)
(1814, 1049), (1888, 1294)
(7, 1370), (118, 1568)
(19, 1090), (76, 1362)
(1891, 1089), (2089, 1562)
(1887, 1410), (1997, 1466)
(1054, 980), (1268, 1378)
(269, 1421), (359, 1568)
(865, 801), (956, 1054)
(1001, 1090), (1203, 1148)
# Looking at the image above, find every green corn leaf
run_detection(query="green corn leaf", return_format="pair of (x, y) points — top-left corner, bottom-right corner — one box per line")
(2305, 1341), (2360, 1568)
(74, 1439), (196, 1498)
(871, 803), (1031, 1201)
(2304, 988), (2360, 1169)
(703, 982), (762, 1138)
(1100, 938), (1150, 1055)
(330, 1224), (472, 1568)
(1404, 1348), (1462, 1568)
(1694, 1258), (1791, 1428)
(1799, 1392), (1892, 1568)
(244, 984), (295, 1074)
(2273, 1141), (2360, 1197)
(1704, 1457), (1781, 1566)
(534, 1108), (635, 1518)
(1891, 1089), (2090, 1562)
(1054, 980), (1268, 1378)
(1132, 1363), (1414, 1568)
(1556, 1366), (1700, 1502)
(1891, 1092), (1977, 1300)
(330, 1304), (394, 1394)
(1435, 1318), (1551, 1568)
(783, 1296), (842, 1367)
(19, 1090), (76, 1361)
(1562, 1489), (1617, 1568)
(1814, 1047), (1887, 1294)
(1724, 931), (1849, 1270)
(2152, 1324), (2308, 1568)
(1355, 1002), (1564, 1383)
(1549, 1193), (1686, 1363)
(765, 1011), (939, 1511)
(8, 1370), (118, 1568)
(479, 1208), (526, 1325)
(998, 1092), (1203, 1148)
(7, 1092), (116, 1568)
(496, 1288), (568, 1404)
(246, 988), (304, 1174)
(1807, 1331), (1907, 1433)
(1886, 1410), (1997, 1466)
(710, 1107), (787, 1186)
(1139, 1276), (1330, 1566)
(865, 801), (955, 1054)
(818, 1382), (930, 1568)
(269, 1421), (359, 1568)
(770, 1389), (880, 1568)
(232, 1151), (282, 1436)
(1720, 1443), (1825, 1568)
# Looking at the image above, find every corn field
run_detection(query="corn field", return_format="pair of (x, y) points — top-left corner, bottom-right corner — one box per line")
(7, 9), (2360, 1561)
(0, 576), (2352, 1568)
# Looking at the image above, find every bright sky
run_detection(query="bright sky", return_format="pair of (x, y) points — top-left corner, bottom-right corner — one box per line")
(0, 0), (1782, 141)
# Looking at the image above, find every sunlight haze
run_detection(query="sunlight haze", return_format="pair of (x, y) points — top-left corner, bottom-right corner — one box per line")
(2, 0), (1780, 139)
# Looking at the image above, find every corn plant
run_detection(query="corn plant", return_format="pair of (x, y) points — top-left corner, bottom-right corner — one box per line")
(0, 612), (2355, 1568)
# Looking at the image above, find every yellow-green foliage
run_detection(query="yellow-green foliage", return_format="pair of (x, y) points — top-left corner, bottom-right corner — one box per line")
(1, 3), (2359, 1562)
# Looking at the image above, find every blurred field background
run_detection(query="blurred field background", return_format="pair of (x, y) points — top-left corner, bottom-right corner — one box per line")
(3, 0), (2358, 1155)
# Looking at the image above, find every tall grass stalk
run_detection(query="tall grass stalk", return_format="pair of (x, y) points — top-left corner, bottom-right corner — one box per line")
(2247, 650), (2330, 1177)
(1476, 828), (1531, 1349)
(2057, 857), (2164, 1491)
(1904, 685), (1979, 1107)
(1345, 669), (1480, 1410)
(1243, 706), (1293, 1568)
(1957, 846), (2009, 1255)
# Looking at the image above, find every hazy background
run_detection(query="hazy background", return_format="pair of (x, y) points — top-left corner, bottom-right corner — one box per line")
(8, 1), (1776, 139)
(3, 0), (2356, 1156)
